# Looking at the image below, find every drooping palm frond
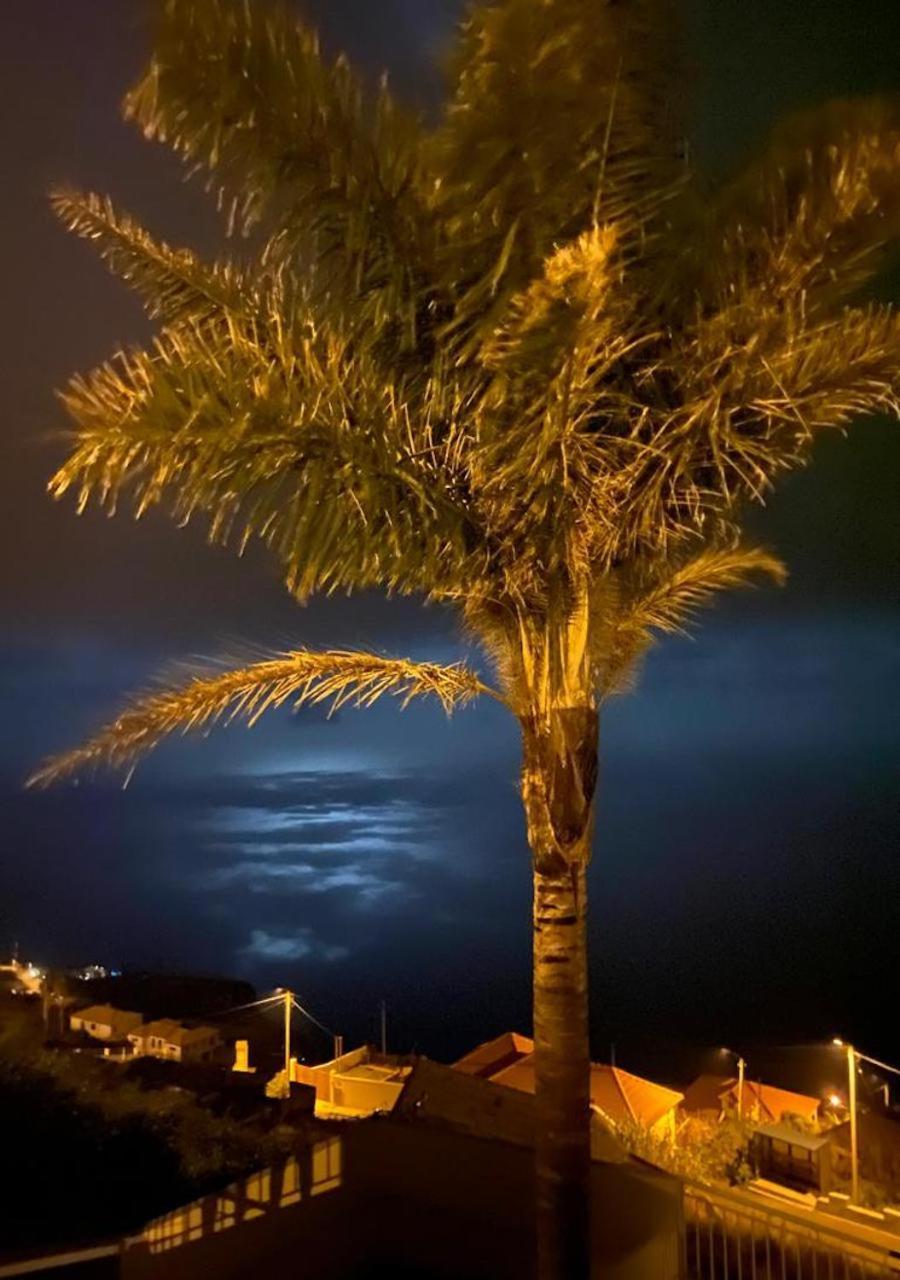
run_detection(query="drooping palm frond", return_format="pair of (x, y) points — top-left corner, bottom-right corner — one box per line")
(599, 544), (787, 696)
(50, 189), (254, 329)
(693, 97), (900, 315)
(432, 0), (686, 348)
(620, 545), (786, 636)
(28, 650), (500, 788)
(125, 0), (433, 342)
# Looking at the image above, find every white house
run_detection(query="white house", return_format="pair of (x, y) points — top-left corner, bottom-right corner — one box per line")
(69, 1004), (143, 1041)
(128, 1018), (222, 1063)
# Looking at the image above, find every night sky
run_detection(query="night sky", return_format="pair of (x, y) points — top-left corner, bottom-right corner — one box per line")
(1, 1), (898, 1075)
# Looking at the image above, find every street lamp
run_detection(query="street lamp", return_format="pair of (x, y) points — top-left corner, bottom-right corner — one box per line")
(720, 1047), (747, 1121)
(833, 1039), (860, 1204)
(832, 1038), (900, 1205)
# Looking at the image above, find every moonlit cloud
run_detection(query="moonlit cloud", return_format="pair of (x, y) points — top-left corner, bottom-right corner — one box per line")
(240, 928), (350, 964)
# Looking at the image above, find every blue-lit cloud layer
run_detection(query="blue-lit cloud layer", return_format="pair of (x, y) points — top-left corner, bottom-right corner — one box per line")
(3, 607), (899, 1060)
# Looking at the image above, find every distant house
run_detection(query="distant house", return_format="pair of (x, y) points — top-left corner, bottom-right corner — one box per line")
(292, 1044), (411, 1117)
(682, 1074), (821, 1127)
(69, 1004), (143, 1041)
(399, 1056), (626, 1164)
(453, 1032), (684, 1141)
(453, 1030), (536, 1079)
(129, 1018), (222, 1063)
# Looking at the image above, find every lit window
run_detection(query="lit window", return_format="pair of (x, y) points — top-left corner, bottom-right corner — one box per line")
(280, 1157), (301, 1207)
(311, 1137), (342, 1195)
(213, 1195), (235, 1233)
(244, 1170), (272, 1219)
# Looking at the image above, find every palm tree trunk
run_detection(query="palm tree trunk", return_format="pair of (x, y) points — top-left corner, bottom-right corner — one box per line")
(521, 705), (598, 1280)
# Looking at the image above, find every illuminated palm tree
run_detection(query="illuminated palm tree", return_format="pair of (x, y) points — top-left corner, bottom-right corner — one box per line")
(31, 2), (900, 1274)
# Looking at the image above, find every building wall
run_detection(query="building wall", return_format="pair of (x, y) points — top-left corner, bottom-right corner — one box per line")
(71, 1016), (113, 1040)
(180, 1033), (221, 1063)
(649, 1111), (677, 1144)
(831, 1115), (900, 1196)
(129, 1031), (220, 1063)
(329, 1073), (404, 1114)
(122, 1117), (683, 1280)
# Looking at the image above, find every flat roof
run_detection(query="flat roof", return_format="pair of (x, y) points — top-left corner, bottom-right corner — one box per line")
(754, 1123), (832, 1152)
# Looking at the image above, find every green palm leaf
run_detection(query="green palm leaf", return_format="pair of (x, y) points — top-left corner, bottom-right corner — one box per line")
(51, 310), (476, 600)
(433, 0), (686, 347)
(695, 97), (900, 313)
(126, 0), (432, 341)
(600, 544), (787, 696)
(51, 189), (253, 328)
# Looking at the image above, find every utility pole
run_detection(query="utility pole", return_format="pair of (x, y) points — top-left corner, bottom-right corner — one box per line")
(848, 1043), (860, 1204)
(283, 987), (292, 1087)
(380, 1000), (387, 1056)
(737, 1056), (746, 1121)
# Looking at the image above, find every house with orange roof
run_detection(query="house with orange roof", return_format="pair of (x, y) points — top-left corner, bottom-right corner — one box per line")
(453, 1033), (684, 1141)
(453, 1030), (535, 1079)
(682, 1073), (821, 1128)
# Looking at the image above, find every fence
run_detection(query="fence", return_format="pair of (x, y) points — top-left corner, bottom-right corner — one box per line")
(685, 1183), (900, 1280)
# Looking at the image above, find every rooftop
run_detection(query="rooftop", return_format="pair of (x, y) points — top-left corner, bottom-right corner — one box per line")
(490, 1056), (684, 1130)
(682, 1073), (822, 1122)
(453, 1031), (534, 1080)
(133, 1018), (219, 1046)
(72, 1004), (142, 1028)
(396, 1057), (625, 1163)
(753, 1123), (833, 1152)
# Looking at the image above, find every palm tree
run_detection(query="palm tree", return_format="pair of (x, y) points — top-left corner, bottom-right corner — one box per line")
(30, 1), (900, 1274)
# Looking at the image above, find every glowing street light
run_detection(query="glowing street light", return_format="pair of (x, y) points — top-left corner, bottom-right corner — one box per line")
(830, 1038), (900, 1204)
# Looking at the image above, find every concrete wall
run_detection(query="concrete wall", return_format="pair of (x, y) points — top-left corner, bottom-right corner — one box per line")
(70, 1016), (113, 1040)
(122, 1118), (683, 1280)
(329, 1073), (404, 1114)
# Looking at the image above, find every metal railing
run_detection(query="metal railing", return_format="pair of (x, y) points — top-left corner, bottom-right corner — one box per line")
(685, 1183), (900, 1279)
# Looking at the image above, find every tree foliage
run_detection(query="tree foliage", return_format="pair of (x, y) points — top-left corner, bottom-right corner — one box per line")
(34, 0), (900, 773)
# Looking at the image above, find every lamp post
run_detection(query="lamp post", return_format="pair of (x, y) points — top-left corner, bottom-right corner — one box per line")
(834, 1038), (860, 1203)
(721, 1047), (747, 1120)
(832, 1037), (900, 1203)
(283, 987), (292, 1085)
(848, 1043), (859, 1205)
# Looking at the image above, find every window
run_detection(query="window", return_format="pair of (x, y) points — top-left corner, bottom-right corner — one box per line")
(311, 1137), (342, 1195)
(280, 1158), (301, 1208)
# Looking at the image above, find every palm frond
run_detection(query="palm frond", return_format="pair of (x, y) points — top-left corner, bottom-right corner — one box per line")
(696, 97), (900, 314)
(51, 188), (253, 329)
(474, 225), (650, 574)
(623, 545), (786, 636)
(432, 0), (687, 347)
(609, 304), (900, 559)
(50, 309), (477, 600)
(598, 544), (786, 697)
(28, 650), (499, 788)
(125, 0), (432, 342)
